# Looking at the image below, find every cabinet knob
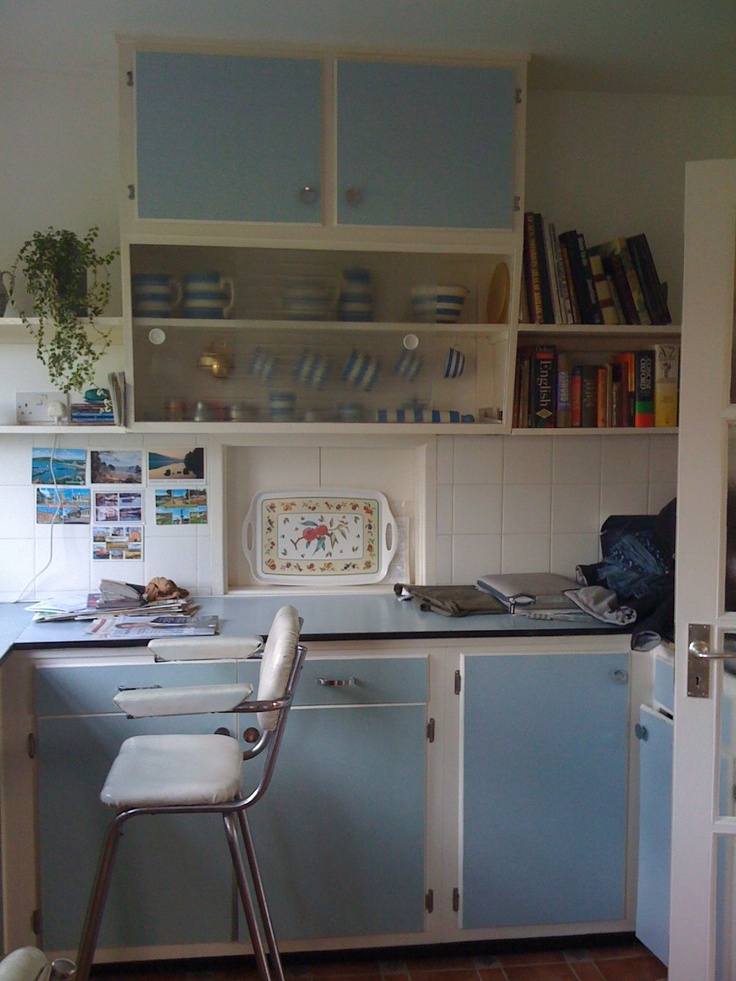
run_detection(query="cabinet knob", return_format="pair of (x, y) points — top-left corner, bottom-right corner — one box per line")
(635, 723), (649, 741)
(299, 185), (319, 205)
(344, 187), (364, 206)
(317, 676), (356, 687)
(609, 668), (629, 685)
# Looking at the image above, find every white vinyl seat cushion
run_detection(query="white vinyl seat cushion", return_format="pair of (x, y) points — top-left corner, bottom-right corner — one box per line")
(100, 733), (244, 809)
(0, 948), (52, 981)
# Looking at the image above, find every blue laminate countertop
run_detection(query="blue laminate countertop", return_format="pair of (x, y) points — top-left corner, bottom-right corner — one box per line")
(0, 592), (625, 658)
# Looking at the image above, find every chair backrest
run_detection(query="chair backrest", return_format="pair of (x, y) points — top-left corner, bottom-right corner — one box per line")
(256, 604), (302, 730)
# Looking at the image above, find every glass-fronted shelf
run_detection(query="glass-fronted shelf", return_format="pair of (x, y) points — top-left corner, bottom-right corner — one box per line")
(128, 244), (513, 428)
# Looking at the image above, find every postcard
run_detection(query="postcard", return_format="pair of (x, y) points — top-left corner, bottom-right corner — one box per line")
(36, 487), (91, 524)
(94, 491), (143, 523)
(155, 487), (208, 525)
(90, 449), (143, 484)
(92, 525), (143, 561)
(32, 447), (86, 486)
(148, 446), (205, 482)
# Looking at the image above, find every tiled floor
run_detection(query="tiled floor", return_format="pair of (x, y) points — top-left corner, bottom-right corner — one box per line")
(94, 941), (667, 981)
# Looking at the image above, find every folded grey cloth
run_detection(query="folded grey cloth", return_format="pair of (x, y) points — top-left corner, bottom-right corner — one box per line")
(564, 585), (637, 625)
(394, 583), (506, 616)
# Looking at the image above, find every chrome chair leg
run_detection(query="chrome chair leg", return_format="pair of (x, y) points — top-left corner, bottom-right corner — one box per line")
(75, 813), (127, 981)
(222, 812), (284, 981)
(236, 810), (284, 981)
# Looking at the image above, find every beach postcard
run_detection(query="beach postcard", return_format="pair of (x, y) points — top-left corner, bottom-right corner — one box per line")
(91, 450), (143, 484)
(148, 446), (205, 481)
(32, 447), (86, 486)
(36, 487), (91, 524)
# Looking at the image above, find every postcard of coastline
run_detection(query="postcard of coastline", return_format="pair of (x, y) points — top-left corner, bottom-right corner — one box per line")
(91, 450), (143, 484)
(32, 447), (86, 485)
(148, 446), (205, 482)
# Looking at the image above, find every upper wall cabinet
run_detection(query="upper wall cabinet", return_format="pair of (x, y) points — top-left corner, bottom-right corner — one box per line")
(121, 40), (526, 238)
(134, 51), (323, 223)
(335, 59), (516, 229)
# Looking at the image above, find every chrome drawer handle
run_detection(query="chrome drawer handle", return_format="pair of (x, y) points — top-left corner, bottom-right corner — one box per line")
(317, 677), (356, 687)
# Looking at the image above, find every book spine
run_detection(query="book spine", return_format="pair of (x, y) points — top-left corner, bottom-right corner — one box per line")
(580, 364), (598, 428)
(559, 230), (597, 324)
(570, 365), (583, 427)
(616, 238), (651, 325)
(627, 233), (672, 325)
(548, 222), (572, 324)
(514, 347), (532, 428)
(555, 352), (572, 428)
(588, 250), (620, 325)
(541, 219), (563, 324)
(634, 350), (655, 427)
(531, 345), (556, 427)
(654, 343), (679, 426)
(523, 212), (544, 323)
(610, 361), (624, 428)
(558, 236), (582, 323)
(533, 213), (556, 324)
(577, 232), (604, 324)
(612, 351), (636, 426)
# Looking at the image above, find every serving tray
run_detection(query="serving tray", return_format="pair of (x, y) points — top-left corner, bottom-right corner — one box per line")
(242, 489), (397, 585)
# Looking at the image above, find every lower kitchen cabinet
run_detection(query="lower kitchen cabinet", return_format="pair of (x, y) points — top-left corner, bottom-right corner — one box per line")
(461, 652), (630, 928)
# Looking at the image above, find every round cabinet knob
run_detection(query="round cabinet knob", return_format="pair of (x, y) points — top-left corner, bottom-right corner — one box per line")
(609, 668), (629, 685)
(344, 187), (364, 206)
(299, 185), (319, 205)
(635, 723), (649, 741)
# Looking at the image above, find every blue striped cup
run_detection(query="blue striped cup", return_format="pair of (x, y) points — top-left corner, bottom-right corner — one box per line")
(183, 272), (235, 319)
(444, 347), (466, 379)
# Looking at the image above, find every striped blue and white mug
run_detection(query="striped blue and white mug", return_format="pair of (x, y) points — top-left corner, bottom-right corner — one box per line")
(183, 272), (235, 319)
(132, 273), (182, 317)
(444, 347), (466, 379)
(342, 349), (381, 391)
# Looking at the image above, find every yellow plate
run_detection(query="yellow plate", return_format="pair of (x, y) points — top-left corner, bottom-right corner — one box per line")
(486, 262), (510, 323)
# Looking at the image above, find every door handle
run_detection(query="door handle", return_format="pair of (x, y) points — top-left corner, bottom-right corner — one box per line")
(688, 623), (736, 698)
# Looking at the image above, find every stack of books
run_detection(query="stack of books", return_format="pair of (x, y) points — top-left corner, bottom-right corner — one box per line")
(520, 213), (672, 326)
(513, 343), (679, 429)
(69, 401), (115, 425)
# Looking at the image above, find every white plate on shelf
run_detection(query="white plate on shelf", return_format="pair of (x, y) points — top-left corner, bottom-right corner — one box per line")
(242, 489), (397, 585)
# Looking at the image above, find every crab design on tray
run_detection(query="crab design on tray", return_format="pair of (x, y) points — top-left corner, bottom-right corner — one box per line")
(243, 490), (396, 584)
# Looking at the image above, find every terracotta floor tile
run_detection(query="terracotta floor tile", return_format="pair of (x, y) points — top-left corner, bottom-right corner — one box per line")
(500, 951), (567, 967)
(588, 943), (649, 962)
(568, 963), (606, 981)
(591, 953), (667, 981)
(475, 971), (506, 981)
(408, 969), (479, 981)
(405, 959), (476, 973)
(504, 964), (578, 981)
(310, 963), (383, 978)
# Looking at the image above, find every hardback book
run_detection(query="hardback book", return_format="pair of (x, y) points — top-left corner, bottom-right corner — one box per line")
(530, 345), (556, 427)
(514, 346), (532, 428)
(627, 233), (672, 325)
(523, 212), (551, 323)
(558, 236), (582, 323)
(654, 343), (680, 426)
(541, 219), (563, 323)
(610, 361), (625, 428)
(570, 365), (583, 427)
(594, 238), (651, 325)
(580, 364), (599, 428)
(588, 251), (620, 325)
(596, 364), (611, 428)
(548, 222), (573, 324)
(634, 350), (655, 427)
(577, 232), (604, 325)
(555, 352), (572, 428)
(612, 351), (636, 426)
(558, 230), (602, 324)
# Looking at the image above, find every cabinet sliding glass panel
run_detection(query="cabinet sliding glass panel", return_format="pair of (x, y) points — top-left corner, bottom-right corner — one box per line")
(337, 60), (516, 229)
(135, 52), (322, 222)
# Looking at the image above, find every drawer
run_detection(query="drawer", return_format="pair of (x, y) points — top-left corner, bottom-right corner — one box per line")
(35, 661), (237, 717)
(239, 657), (428, 706)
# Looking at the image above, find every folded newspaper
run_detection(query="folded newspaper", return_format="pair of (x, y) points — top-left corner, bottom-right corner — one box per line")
(476, 573), (580, 612)
(86, 614), (219, 640)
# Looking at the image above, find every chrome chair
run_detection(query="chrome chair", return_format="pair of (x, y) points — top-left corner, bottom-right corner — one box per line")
(0, 948), (75, 981)
(74, 605), (306, 981)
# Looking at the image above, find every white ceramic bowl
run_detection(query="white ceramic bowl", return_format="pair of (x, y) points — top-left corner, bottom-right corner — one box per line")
(411, 285), (468, 323)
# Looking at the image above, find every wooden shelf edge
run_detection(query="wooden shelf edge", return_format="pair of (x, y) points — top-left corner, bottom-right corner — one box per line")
(511, 426), (677, 436)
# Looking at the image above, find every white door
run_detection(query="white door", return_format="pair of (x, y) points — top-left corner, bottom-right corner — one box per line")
(670, 158), (736, 980)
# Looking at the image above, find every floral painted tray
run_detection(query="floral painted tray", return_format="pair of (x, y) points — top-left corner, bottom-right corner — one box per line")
(242, 489), (397, 585)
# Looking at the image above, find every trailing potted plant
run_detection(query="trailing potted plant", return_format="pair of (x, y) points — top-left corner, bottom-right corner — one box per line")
(9, 226), (119, 393)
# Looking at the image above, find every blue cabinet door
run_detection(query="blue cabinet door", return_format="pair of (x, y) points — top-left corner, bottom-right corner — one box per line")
(246, 702), (427, 940)
(337, 60), (515, 229)
(35, 662), (238, 952)
(462, 653), (629, 928)
(636, 704), (673, 966)
(135, 51), (322, 222)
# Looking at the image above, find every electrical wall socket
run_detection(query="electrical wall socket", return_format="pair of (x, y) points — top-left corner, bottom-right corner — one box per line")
(16, 392), (68, 425)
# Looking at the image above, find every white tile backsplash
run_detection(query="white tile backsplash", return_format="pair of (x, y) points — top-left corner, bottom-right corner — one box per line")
(0, 431), (678, 597)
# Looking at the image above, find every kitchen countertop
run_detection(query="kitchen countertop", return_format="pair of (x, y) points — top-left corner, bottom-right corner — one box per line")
(0, 592), (626, 659)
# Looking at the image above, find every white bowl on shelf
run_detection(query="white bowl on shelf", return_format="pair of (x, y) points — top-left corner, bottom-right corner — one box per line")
(411, 285), (468, 323)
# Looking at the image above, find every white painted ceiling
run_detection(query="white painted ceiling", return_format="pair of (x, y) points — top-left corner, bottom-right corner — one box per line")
(3, 0), (735, 97)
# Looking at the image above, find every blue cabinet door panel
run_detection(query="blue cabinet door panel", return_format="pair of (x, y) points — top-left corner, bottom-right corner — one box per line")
(247, 703), (426, 940)
(462, 654), (629, 928)
(337, 61), (515, 229)
(136, 52), (322, 222)
(37, 713), (236, 951)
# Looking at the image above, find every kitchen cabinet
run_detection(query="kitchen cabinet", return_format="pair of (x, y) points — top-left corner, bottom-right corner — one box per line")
(134, 51), (323, 223)
(460, 652), (630, 927)
(34, 659), (239, 952)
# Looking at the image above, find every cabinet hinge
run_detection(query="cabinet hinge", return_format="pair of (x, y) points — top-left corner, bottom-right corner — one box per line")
(513, 194), (521, 212)
(31, 908), (42, 936)
(452, 887), (460, 913)
(27, 732), (36, 759)
(454, 670), (462, 695)
(126, 70), (134, 87)
(425, 889), (434, 913)
(128, 184), (136, 201)
(515, 86), (523, 104)
(426, 717), (435, 743)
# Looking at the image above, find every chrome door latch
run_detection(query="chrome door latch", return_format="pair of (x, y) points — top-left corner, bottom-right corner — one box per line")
(687, 622), (736, 698)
